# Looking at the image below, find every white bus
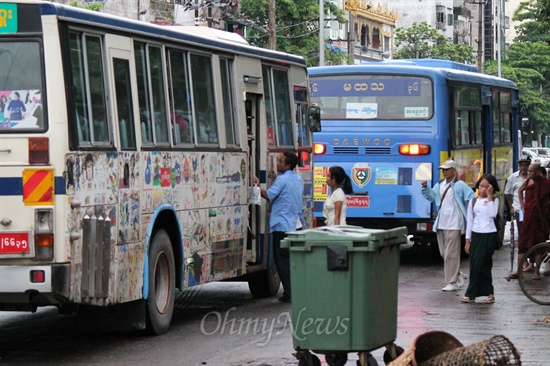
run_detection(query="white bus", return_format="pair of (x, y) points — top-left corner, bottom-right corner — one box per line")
(0, 1), (319, 334)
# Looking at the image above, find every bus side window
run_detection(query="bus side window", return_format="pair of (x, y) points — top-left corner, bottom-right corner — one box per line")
(191, 54), (218, 145)
(134, 42), (169, 145)
(149, 46), (169, 144)
(135, 42), (152, 144)
(70, 32), (110, 145)
(167, 48), (194, 145)
(273, 69), (292, 146)
(113, 58), (136, 150)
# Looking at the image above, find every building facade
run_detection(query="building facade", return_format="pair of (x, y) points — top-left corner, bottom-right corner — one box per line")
(334, 1), (398, 63)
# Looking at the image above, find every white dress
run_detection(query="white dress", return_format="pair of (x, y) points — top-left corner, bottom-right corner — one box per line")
(323, 187), (347, 226)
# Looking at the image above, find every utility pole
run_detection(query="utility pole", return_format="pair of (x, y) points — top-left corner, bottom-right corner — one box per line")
(319, 0), (324, 66)
(477, 1), (483, 72)
(498, 0), (504, 77)
(269, 0), (276, 50)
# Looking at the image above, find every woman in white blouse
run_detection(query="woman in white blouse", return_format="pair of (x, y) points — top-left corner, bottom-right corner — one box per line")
(322, 166), (353, 226)
(461, 174), (500, 304)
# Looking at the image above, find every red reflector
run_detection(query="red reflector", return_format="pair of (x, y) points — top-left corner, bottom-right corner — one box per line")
(29, 137), (49, 164)
(34, 233), (54, 247)
(30, 270), (45, 283)
(314, 144), (326, 155)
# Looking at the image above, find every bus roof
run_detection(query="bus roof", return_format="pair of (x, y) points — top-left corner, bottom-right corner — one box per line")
(32, 1), (306, 66)
(309, 62), (517, 90)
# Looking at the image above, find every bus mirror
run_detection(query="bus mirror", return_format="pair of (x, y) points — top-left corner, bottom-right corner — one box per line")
(309, 105), (321, 132)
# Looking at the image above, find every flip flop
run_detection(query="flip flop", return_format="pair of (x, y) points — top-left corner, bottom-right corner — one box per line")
(505, 273), (519, 281)
(461, 297), (474, 303)
(533, 275), (541, 280)
(482, 296), (495, 304)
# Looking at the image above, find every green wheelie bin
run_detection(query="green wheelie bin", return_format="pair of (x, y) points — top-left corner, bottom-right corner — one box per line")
(281, 225), (408, 366)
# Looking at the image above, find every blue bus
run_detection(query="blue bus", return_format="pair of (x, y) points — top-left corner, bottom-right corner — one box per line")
(309, 59), (519, 248)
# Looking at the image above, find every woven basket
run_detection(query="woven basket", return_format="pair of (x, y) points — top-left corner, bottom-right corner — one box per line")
(419, 335), (521, 366)
(388, 331), (464, 366)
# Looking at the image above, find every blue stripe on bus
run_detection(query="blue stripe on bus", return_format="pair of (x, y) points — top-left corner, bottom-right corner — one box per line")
(0, 177), (66, 196)
(0, 177), (22, 196)
(55, 177), (66, 195)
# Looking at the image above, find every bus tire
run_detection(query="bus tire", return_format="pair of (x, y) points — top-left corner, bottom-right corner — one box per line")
(247, 265), (281, 298)
(146, 229), (175, 335)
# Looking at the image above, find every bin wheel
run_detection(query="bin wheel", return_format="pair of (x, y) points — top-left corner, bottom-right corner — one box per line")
(356, 355), (378, 366)
(383, 345), (404, 364)
(326, 352), (348, 366)
(298, 354), (321, 366)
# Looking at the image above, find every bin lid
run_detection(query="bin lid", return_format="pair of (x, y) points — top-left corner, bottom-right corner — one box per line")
(282, 225), (408, 251)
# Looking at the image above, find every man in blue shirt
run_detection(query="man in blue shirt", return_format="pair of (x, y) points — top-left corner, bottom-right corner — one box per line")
(254, 151), (304, 302)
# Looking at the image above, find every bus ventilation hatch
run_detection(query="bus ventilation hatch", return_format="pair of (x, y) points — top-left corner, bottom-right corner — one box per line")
(334, 147), (359, 154)
(397, 195), (412, 213)
(81, 213), (112, 300)
(364, 147), (390, 155)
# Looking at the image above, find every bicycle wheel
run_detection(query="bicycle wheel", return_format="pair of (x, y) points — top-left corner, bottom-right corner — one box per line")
(518, 242), (550, 305)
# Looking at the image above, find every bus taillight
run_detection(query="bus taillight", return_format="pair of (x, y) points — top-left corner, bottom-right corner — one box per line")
(399, 144), (430, 155)
(34, 209), (54, 260)
(29, 137), (49, 164)
(313, 143), (326, 155)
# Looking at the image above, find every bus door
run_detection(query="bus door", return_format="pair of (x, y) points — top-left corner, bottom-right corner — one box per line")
(294, 87), (313, 228)
(245, 93), (262, 263)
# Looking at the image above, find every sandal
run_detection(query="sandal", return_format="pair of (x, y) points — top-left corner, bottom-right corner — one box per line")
(533, 275), (541, 280)
(505, 273), (519, 281)
(482, 296), (495, 304)
(461, 297), (474, 303)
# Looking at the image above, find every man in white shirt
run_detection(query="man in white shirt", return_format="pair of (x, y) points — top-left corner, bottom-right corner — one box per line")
(504, 157), (530, 234)
(422, 160), (475, 291)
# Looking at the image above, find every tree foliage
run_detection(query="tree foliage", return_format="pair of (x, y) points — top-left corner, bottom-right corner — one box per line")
(393, 22), (476, 64)
(498, 2), (550, 137)
(238, 0), (346, 66)
(70, 1), (102, 11)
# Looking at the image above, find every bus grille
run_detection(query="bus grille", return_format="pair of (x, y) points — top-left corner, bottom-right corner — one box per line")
(81, 213), (112, 299)
(398, 167), (413, 185)
(314, 201), (324, 213)
(364, 147), (390, 155)
(397, 195), (412, 213)
(334, 147), (359, 154)
(333, 147), (391, 155)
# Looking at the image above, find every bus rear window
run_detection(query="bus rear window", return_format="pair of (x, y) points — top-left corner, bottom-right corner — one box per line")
(0, 41), (45, 132)
(310, 75), (433, 120)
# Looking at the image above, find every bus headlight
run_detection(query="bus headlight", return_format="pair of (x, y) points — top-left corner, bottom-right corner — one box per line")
(34, 209), (53, 260)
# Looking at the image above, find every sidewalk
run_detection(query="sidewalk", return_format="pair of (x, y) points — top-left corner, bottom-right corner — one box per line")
(393, 228), (549, 365)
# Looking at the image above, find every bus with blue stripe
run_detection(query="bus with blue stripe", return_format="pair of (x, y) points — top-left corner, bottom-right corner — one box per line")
(0, 1), (318, 333)
(309, 59), (519, 248)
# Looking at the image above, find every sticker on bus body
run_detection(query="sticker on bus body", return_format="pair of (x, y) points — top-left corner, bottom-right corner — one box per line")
(346, 103), (378, 119)
(0, 4), (17, 34)
(346, 196), (370, 208)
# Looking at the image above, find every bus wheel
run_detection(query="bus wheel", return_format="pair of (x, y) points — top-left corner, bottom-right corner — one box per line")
(146, 229), (175, 335)
(247, 265), (281, 298)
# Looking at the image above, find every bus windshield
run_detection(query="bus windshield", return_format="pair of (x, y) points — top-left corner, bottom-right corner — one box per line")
(0, 41), (45, 131)
(310, 75), (434, 120)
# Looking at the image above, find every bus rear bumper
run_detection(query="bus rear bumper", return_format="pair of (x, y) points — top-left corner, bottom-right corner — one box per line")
(0, 263), (70, 309)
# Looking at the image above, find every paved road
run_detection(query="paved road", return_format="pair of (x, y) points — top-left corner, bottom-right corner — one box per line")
(218, 238), (550, 366)
(0, 229), (548, 365)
